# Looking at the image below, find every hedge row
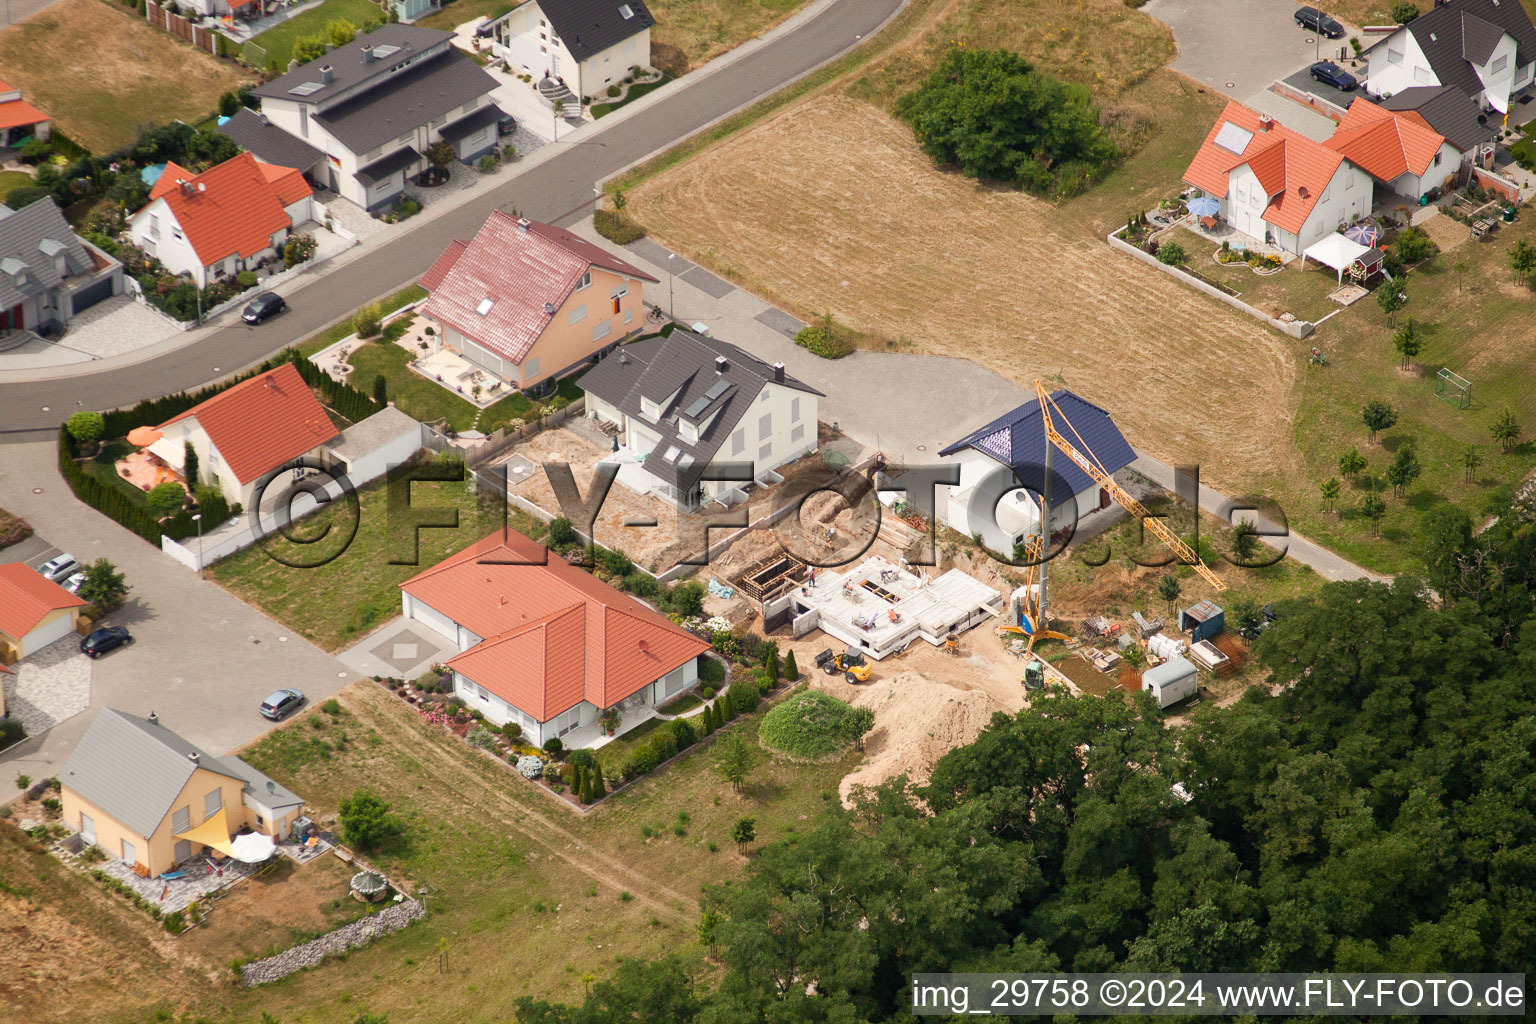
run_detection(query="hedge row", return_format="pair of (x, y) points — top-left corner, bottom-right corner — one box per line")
(616, 676), (770, 783)
(289, 352), (383, 423)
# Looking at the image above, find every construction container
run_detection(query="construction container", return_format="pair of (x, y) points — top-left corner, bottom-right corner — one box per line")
(1179, 600), (1225, 643)
(1141, 655), (1198, 708)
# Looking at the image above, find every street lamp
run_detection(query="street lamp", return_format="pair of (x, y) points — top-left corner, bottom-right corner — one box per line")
(667, 252), (676, 319)
(1316, 3), (1324, 62)
(191, 513), (203, 578)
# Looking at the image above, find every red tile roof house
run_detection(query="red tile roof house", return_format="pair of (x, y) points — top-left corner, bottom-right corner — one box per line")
(1183, 100), (1375, 256)
(125, 152), (317, 290)
(143, 362), (340, 509)
(0, 562), (87, 663)
(400, 529), (709, 747)
(0, 79), (48, 148)
(419, 212), (657, 395)
(1323, 97), (1465, 203)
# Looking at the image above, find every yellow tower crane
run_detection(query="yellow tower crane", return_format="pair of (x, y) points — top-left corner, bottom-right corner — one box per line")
(1001, 382), (1225, 657)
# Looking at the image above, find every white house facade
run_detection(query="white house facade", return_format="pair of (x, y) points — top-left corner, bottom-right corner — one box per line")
(491, 0), (654, 103)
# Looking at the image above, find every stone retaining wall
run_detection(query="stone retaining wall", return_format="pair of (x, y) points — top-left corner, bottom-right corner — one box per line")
(1107, 232), (1314, 340)
(240, 899), (425, 986)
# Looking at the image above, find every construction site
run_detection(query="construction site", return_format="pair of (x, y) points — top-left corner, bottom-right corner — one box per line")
(697, 382), (1279, 803)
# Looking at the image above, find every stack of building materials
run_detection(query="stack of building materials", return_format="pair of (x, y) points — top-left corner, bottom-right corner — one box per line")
(1188, 638), (1233, 676)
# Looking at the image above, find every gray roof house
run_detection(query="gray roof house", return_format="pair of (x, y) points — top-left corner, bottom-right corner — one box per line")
(1379, 86), (1499, 151)
(1363, 0), (1536, 115)
(216, 107), (326, 179)
(250, 26), (502, 212)
(0, 197), (123, 338)
(580, 329), (823, 510)
(59, 708), (304, 876)
(490, 0), (655, 105)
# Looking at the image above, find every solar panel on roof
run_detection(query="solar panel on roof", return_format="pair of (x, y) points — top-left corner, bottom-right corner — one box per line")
(682, 395), (712, 419)
(288, 81), (324, 96)
(703, 378), (731, 401)
(373, 44), (401, 58)
(1213, 121), (1253, 155)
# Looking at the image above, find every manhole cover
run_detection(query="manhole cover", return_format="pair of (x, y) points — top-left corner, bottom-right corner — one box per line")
(916, 445), (927, 452)
(250, 636), (261, 645)
(40, 406), (49, 412)
(212, 366), (221, 372)
(32, 488), (41, 494)
(1225, 82), (1236, 89)
(338, 671), (348, 678)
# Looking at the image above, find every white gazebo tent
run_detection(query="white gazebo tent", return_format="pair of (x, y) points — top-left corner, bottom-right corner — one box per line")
(1302, 233), (1370, 284)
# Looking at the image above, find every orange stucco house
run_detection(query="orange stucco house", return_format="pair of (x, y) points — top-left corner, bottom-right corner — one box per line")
(59, 709), (304, 878)
(419, 212), (657, 395)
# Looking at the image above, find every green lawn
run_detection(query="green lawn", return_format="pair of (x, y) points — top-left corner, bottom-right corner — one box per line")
(297, 284), (426, 357)
(208, 460), (547, 651)
(247, 0), (388, 72)
(594, 716), (668, 774)
(0, 170), (32, 200)
(658, 691), (703, 715)
(592, 75), (672, 118)
(77, 440), (153, 508)
(414, 0), (514, 30)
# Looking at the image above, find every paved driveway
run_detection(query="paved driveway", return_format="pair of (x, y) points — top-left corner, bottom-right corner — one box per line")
(0, 441), (352, 781)
(1144, 0), (1353, 99)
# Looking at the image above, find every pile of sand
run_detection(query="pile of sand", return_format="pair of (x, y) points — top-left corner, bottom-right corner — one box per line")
(825, 671), (1011, 806)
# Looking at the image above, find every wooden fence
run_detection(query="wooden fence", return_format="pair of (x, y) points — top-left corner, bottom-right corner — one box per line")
(145, 1), (221, 56)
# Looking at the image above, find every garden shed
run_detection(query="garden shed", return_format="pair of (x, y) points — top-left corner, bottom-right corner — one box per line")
(1179, 599), (1225, 643)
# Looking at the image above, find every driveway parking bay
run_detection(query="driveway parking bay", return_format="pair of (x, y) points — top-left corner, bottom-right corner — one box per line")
(1144, 0), (1356, 99)
(0, 440), (352, 782)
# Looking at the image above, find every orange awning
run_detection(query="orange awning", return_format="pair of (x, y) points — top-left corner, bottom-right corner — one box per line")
(126, 426), (162, 447)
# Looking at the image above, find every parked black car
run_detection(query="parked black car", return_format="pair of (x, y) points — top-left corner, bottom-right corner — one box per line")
(259, 688), (306, 721)
(498, 113), (518, 136)
(80, 626), (133, 659)
(1309, 60), (1358, 90)
(1295, 6), (1345, 38)
(241, 292), (286, 324)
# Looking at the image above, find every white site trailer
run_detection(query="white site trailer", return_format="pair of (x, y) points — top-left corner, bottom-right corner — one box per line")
(1141, 654), (1199, 708)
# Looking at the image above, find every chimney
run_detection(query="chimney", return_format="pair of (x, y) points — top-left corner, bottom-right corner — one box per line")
(188, 751), (200, 764)
(772, 360), (785, 382)
(264, 374), (278, 389)
(1258, 114), (1273, 132)
(715, 355), (728, 374)
(179, 179), (193, 196)
(638, 639), (649, 653)
(619, 350), (628, 364)
(361, 44), (375, 63)
(319, 64), (334, 84)
(517, 216), (530, 232)
(148, 711), (159, 725)
(288, 59), (300, 74)
(543, 301), (555, 314)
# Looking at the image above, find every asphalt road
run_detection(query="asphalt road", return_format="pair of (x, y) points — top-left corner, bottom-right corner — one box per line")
(0, 0), (903, 436)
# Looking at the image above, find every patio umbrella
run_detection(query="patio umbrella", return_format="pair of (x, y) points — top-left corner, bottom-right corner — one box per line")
(1344, 223), (1381, 246)
(1187, 196), (1221, 217)
(229, 832), (277, 863)
(126, 426), (162, 447)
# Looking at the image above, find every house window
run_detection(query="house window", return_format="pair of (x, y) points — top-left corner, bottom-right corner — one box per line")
(172, 806), (191, 833)
(1493, 55), (1508, 74)
(299, 107), (308, 137)
(1345, 174), (1353, 189)
(577, 271), (592, 290)
(568, 304), (587, 324)
(172, 227), (184, 242)
(791, 423), (805, 443)
(758, 412), (771, 440)
(204, 788), (222, 816)
(593, 321), (611, 341)
(758, 441), (773, 462)
(1387, 48), (1403, 65)
(255, 815), (265, 828)
(624, 308), (633, 324)
(790, 397), (800, 422)
(1434, 152), (1441, 166)
(730, 428), (744, 456)
(1414, 66), (1433, 84)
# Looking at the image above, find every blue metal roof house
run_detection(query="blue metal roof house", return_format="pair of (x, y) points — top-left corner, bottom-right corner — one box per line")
(935, 390), (1136, 554)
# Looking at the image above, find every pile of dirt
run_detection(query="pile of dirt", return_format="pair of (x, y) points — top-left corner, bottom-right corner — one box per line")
(711, 528), (784, 574)
(827, 671), (1009, 806)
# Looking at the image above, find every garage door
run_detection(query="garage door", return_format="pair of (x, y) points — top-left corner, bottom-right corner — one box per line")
(71, 276), (116, 314)
(405, 595), (458, 642)
(22, 613), (75, 657)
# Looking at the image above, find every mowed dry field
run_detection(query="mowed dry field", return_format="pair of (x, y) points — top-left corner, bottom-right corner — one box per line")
(0, 0), (254, 153)
(628, 94), (1298, 484)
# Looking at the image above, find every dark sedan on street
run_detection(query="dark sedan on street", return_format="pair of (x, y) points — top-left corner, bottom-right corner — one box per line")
(241, 292), (287, 324)
(80, 626), (133, 659)
(1295, 6), (1345, 38)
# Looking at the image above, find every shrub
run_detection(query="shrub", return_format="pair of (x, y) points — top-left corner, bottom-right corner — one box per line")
(647, 729), (678, 763)
(18, 138), (52, 164)
(147, 481), (187, 516)
(794, 322), (852, 359)
(516, 755), (543, 779)
(163, 910), (186, 934)
(895, 48), (1116, 196)
(701, 685), (716, 700)
(542, 736), (565, 758)
(478, 154), (499, 174)
(568, 748), (596, 769)
(729, 683), (760, 716)
(548, 516), (577, 546)
(500, 721), (523, 741)
(760, 690), (873, 759)
(353, 302), (384, 339)
(284, 234), (317, 267)
(65, 410), (105, 446)
(467, 725), (497, 751)
(321, 698), (341, 716)
(594, 209), (644, 244)
(1394, 225), (1437, 264)
(1156, 241), (1186, 266)
(669, 718), (697, 751)
(338, 789), (404, 852)
(0, 507), (32, 550)
(699, 657), (725, 684)
(5, 185), (49, 209)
